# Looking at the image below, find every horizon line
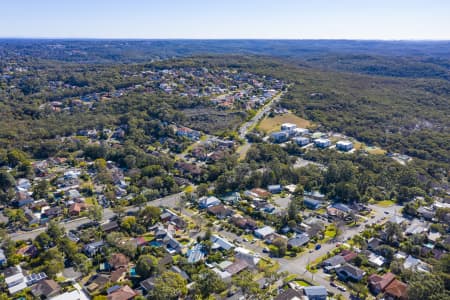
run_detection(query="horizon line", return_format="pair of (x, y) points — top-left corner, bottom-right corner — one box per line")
(1, 37), (450, 42)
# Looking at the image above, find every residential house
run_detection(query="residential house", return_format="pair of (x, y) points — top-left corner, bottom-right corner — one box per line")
(336, 264), (366, 282)
(281, 123), (297, 133)
(271, 131), (289, 143)
(198, 196), (221, 209)
(211, 235), (234, 251)
(417, 206), (435, 220)
(101, 221), (120, 233)
(367, 251), (386, 267)
(83, 240), (105, 257)
(23, 207), (39, 225)
(107, 285), (137, 300)
(140, 277), (157, 293)
(4, 265), (27, 295)
(267, 184), (282, 194)
(304, 198), (323, 210)
(31, 279), (61, 299)
(50, 289), (87, 300)
(292, 136), (310, 146)
(207, 204), (233, 219)
(274, 288), (303, 300)
(368, 272), (396, 295)
(304, 191), (326, 201)
(403, 255), (430, 272)
(336, 141), (353, 152)
(250, 188), (271, 199)
(384, 280), (408, 300)
(405, 221), (428, 235)
(69, 202), (88, 216)
(177, 126), (201, 140)
(322, 255), (346, 268)
(231, 215), (257, 230)
(170, 266), (190, 282)
(340, 249), (358, 262)
(224, 259), (249, 275)
(86, 274), (110, 293)
(17, 244), (38, 258)
(187, 243), (205, 263)
(254, 226), (276, 239)
(0, 249), (6, 266)
(14, 190), (34, 207)
(314, 138), (331, 149)
(287, 233), (310, 248)
(110, 268), (128, 283)
(368, 237), (383, 251)
(303, 286), (328, 300)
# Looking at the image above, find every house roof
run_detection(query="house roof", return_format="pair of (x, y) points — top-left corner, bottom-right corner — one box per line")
(323, 255), (346, 266)
(110, 267), (127, 283)
(304, 286), (327, 297)
(341, 250), (357, 262)
(337, 263), (365, 278)
(274, 288), (303, 300)
(384, 279), (408, 299)
(211, 235), (234, 251)
(225, 259), (249, 275)
(140, 277), (156, 291)
(287, 233), (310, 247)
(368, 272), (395, 291)
(107, 285), (137, 300)
(31, 279), (61, 297)
(255, 226), (275, 237)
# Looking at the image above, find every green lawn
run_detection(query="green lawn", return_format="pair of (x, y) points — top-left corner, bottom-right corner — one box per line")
(375, 200), (396, 207)
(294, 280), (311, 287)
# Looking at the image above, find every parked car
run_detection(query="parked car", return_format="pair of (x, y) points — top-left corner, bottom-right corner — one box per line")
(337, 286), (347, 292)
(315, 244), (321, 250)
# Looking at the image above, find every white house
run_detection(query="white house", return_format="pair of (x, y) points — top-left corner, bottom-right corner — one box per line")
(254, 226), (275, 239)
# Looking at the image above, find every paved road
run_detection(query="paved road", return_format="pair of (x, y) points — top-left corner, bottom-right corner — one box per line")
(276, 202), (402, 297)
(9, 192), (185, 241)
(238, 91), (284, 140)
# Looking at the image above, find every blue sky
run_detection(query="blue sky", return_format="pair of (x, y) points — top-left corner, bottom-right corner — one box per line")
(1, 0), (449, 39)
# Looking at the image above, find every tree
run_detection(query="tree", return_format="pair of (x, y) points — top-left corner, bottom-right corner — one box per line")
(151, 271), (187, 300)
(407, 272), (447, 300)
(139, 206), (161, 227)
(136, 254), (158, 278)
(41, 248), (64, 278)
(195, 269), (226, 298)
(87, 204), (103, 222)
(33, 180), (49, 199)
(196, 183), (209, 197)
(272, 237), (287, 257)
(232, 270), (258, 297)
(0, 171), (15, 192)
(73, 253), (92, 275)
(384, 221), (402, 244)
(47, 220), (64, 243)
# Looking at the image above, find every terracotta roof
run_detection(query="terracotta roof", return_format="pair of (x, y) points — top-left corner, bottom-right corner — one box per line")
(368, 272), (395, 292)
(251, 188), (271, 198)
(107, 285), (137, 300)
(384, 279), (408, 299)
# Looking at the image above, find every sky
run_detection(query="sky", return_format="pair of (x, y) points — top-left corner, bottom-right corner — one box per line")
(1, 0), (449, 40)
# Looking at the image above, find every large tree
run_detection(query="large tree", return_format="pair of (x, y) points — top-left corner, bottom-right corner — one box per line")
(194, 269), (226, 298)
(135, 254), (158, 278)
(151, 271), (187, 300)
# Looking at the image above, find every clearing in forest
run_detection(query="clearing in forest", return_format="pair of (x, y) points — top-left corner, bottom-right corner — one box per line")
(258, 113), (312, 133)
